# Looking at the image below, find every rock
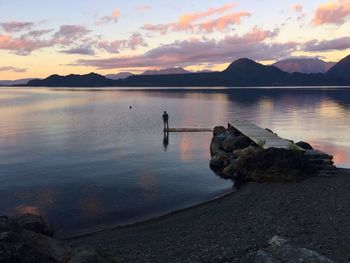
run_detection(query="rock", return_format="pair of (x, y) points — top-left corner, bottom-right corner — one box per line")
(265, 128), (277, 135)
(245, 250), (281, 263)
(0, 216), (8, 226)
(9, 213), (54, 237)
(296, 141), (314, 150)
(245, 236), (335, 263)
(68, 248), (118, 263)
(0, 224), (72, 263)
(222, 164), (234, 178)
(213, 126), (226, 137)
(210, 137), (223, 155)
(222, 136), (251, 152)
(233, 148), (314, 182)
(210, 155), (222, 168)
(233, 146), (260, 159)
(210, 151), (230, 169)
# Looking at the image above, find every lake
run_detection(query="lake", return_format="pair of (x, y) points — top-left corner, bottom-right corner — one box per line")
(0, 87), (349, 238)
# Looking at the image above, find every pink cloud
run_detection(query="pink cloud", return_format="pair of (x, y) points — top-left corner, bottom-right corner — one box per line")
(97, 33), (147, 53)
(0, 66), (27, 73)
(96, 9), (121, 25)
(313, 0), (350, 25)
(142, 4), (250, 33)
(291, 4), (303, 13)
(198, 12), (251, 32)
(76, 28), (293, 70)
(0, 34), (52, 55)
(136, 5), (152, 12)
(303, 36), (350, 51)
(0, 21), (34, 32)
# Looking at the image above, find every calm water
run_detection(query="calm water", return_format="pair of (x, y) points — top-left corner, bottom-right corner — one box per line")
(1, 87), (350, 238)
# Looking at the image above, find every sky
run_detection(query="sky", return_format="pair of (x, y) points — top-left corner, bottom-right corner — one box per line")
(1, 0), (350, 80)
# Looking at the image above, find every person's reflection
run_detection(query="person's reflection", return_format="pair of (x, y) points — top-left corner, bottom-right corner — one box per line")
(163, 131), (169, 151)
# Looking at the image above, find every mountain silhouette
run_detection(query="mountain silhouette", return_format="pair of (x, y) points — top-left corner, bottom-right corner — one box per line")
(327, 55), (350, 79)
(24, 56), (350, 87)
(27, 73), (114, 87)
(273, 58), (335, 74)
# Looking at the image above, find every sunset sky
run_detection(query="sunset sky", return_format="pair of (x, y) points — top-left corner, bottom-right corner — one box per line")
(1, 0), (350, 80)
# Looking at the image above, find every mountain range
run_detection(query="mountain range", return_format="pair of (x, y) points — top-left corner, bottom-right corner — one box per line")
(272, 58), (336, 74)
(5, 54), (350, 87)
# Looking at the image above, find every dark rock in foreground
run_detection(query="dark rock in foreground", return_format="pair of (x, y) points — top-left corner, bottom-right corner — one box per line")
(245, 236), (335, 262)
(0, 213), (118, 263)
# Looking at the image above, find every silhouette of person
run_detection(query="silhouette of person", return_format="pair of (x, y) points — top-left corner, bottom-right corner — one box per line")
(163, 131), (169, 151)
(162, 111), (169, 131)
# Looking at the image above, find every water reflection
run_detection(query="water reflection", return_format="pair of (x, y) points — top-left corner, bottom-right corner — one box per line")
(163, 131), (169, 151)
(0, 87), (350, 238)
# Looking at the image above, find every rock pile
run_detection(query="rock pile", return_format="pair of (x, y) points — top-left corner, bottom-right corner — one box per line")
(210, 126), (317, 182)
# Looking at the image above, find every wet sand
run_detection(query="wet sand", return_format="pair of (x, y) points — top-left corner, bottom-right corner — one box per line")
(67, 169), (350, 262)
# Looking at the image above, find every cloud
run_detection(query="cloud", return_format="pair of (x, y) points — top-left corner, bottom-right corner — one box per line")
(76, 27), (294, 70)
(291, 4), (303, 13)
(0, 21), (34, 32)
(0, 34), (52, 55)
(53, 25), (90, 45)
(97, 33), (147, 53)
(60, 46), (96, 55)
(198, 12), (251, 32)
(136, 5), (151, 12)
(142, 4), (251, 33)
(0, 66), (27, 73)
(96, 9), (120, 25)
(313, 0), (350, 25)
(303, 36), (350, 51)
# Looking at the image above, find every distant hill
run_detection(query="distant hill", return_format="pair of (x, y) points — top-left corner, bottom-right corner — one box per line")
(273, 58), (335, 74)
(27, 73), (114, 87)
(24, 56), (350, 87)
(141, 67), (191, 75)
(327, 55), (350, 79)
(105, 72), (133, 80)
(0, 78), (35, 86)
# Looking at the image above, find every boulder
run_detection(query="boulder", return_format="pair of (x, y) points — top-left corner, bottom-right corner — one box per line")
(296, 141), (314, 150)
(210, 137), (223, 156)
(222, 164), (234, 178)
(210, 151), (230, 169)
(222, 136), (252, 152)
(9, 213), (53, 237)
(245, 236), (335, 263)
(213, 126), (226, 136)
(0, 224), (72, 263)
(233, 148), (314, 182)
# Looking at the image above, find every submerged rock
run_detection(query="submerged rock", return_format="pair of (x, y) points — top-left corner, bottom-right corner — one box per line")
(68, 248), (119, 263)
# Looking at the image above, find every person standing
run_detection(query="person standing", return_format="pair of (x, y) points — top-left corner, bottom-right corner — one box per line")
(162, 111), (169, 131)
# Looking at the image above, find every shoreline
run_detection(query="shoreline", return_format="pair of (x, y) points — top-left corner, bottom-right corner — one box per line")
(64, 188), (237, 240)
(67, 168), (350, 262)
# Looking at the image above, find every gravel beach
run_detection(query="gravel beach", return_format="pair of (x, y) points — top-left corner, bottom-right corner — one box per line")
(67, 169), (350, 262)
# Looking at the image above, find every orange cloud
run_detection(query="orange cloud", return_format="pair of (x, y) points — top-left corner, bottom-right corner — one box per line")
(179, 4), (236, 27)
(291, 4), (303, 13)
(112, 9), (120, 18)
(143, 4), (250, 33)
(313, 0), (350, 25)
(198, 12), (251, 32)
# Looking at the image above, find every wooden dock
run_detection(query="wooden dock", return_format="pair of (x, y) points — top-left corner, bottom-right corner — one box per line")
(166, 128), (213, 133)
(229, 119), (300, 150)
